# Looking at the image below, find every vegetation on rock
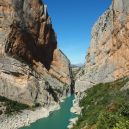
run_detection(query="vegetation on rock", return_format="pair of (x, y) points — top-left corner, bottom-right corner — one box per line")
(73, 78), (129, 129)
(0, 96), (29, 115)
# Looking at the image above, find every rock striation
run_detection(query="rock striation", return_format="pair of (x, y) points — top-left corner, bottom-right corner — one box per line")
(75, 0), (129, 92)
(0, 0), (72, 106)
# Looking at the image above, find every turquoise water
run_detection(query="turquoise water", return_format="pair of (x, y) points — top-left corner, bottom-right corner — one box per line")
(21, 95), (77, 129)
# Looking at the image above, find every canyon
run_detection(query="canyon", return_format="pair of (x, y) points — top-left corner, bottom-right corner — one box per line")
(1, 0), (129, 129)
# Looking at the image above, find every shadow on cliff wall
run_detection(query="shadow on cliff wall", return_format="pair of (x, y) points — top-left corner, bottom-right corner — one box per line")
(5, 22), (57, 70)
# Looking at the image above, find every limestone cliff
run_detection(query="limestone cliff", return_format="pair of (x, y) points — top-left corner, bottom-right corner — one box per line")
(75, 0), (129, 92)
(0, 0), (72, 106)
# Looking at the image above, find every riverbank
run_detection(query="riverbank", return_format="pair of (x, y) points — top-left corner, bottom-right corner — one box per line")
(0, 95), (79, 129)
(0, 103), (60, 129)
(70, 97), (82, 115)
(20, 95), (77, 129)
(68, 94), (82, 129)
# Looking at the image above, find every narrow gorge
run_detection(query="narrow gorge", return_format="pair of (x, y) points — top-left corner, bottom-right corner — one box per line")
(1, 0), (129, 129)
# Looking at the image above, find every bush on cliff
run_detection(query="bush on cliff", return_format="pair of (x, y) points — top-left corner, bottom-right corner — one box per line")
(0, 96), (29, 115)
(72, 78), (129, 129)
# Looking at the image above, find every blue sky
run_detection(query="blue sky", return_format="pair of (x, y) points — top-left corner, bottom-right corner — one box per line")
(43, 0), (112, 64)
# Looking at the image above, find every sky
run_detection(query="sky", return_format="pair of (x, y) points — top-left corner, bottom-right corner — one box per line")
(43, 0), (112, 64)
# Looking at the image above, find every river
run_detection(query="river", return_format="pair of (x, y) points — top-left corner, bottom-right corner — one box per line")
(20, 95), (77, 129)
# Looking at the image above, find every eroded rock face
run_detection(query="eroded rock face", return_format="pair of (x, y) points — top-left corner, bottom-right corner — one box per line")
(0, 0), (72, 106)
(75, 0), (129, 92)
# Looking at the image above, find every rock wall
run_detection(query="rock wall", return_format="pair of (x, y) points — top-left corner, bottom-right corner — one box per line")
(75, 0), (129, 92)
(0, 0), (72, 106)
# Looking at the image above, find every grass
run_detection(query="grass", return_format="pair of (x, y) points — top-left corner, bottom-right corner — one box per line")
(72, 77), (129, 129)
(0, 96), (29, 115)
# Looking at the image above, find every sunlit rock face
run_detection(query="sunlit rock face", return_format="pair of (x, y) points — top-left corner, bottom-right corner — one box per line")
(75, 0), (129, 92)
(0, 0), (72, 106)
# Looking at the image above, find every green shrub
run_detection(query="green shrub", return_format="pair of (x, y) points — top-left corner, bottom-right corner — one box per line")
(72, 78), (129, 129)
(0, 96), (29, 115)
(113, 120), (129, 129)
(119, 103), (129, 117)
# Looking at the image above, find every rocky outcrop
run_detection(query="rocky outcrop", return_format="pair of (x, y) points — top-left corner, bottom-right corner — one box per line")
(75, 0), (129, 92)
(0, 0), (72, 106)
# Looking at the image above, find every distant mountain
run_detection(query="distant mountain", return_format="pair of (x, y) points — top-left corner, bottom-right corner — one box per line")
(71, 64), (84, 68)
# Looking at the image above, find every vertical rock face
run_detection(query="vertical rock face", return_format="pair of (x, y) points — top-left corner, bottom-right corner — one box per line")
(0, 0), (72, 106)
(75, 0), (129, 92)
